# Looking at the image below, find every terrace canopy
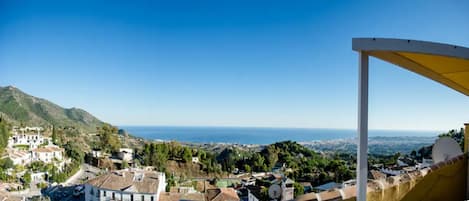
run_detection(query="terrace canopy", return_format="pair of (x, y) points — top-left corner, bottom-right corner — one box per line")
(352, 38), (469, 201)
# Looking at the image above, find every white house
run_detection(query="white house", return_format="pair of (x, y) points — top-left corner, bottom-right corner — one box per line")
(6, 148), (31, 165)
(191, 157), (199, 163)
(31, 145), (64, 163)
(85, 170), (166, 201)
(31, 172), (47, 183)
(8, 133), (50, 149)
(118, 148), (134, 162)
(91, 149), (103, 158)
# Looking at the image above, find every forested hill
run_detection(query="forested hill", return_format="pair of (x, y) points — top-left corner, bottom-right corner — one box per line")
(0, 86), (104, 132)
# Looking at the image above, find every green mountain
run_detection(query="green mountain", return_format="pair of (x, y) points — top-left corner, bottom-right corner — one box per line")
(0, 85), (104, 132)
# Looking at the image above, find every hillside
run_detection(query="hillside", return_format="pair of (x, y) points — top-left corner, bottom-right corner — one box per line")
(0, 85), (104, 132)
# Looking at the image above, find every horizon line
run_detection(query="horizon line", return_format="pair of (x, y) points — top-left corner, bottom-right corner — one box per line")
(116, 124), (446, 133)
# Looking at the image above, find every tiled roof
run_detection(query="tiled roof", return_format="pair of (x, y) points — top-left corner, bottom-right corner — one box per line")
(206, 188), (239, 201)
(87, 170), (161, 194)
(296, 192), (318, 201)
(317, 190), (341, 201)
(6, 149), (29, 159)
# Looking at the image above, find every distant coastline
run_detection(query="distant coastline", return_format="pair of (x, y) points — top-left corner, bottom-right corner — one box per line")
(121, 126), (440, 145)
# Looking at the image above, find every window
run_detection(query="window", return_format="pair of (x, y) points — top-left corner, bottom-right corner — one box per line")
(130, 194), (134, 201)
(104, 191), (106, 197)
(151, 196), (154, 201)
(112, 192), (115, 199)
(141, 195), (145, 201)
(97, 190), (100, 198)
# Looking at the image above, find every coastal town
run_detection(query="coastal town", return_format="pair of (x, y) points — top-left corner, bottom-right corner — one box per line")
(0, 125), (446, 201)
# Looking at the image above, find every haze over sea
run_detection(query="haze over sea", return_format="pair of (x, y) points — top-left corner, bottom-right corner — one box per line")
(121, 126), (440, 145)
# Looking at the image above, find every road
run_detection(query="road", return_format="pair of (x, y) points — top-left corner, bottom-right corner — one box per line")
(64, 164), (101, 186)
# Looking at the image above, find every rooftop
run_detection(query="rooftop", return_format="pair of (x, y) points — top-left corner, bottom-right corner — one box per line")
(86, 170), (161, 194)
(205, 188), (239, 201)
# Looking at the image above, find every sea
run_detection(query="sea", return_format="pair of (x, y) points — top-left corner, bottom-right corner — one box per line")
(120, 126), (440, 145)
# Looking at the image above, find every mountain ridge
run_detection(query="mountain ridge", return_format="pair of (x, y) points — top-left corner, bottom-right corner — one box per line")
(0, 85), (104, 132)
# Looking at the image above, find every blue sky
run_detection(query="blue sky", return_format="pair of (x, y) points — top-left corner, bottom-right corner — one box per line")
(1, 0), (469, 130)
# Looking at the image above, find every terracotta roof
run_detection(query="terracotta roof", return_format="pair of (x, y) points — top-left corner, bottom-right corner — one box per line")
(87, 170), (161, 194)
(159, 192), (205, 201)
(206, 188), (239, 201)
(317, 190), (341, 201)
(180, 193), (205, 201)
(159, 192), (180, 201)
(295, 192), (318, 201)
(6, 149), (29, 159)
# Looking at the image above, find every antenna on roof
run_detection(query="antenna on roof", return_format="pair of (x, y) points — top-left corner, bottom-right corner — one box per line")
(432, 137), (462, 163)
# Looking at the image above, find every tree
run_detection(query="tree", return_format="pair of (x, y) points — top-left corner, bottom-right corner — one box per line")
(121, 160), (129, 169)
(293, 182), (305, 197)
(244, 164), (251, 173)
(23, 172), (31, 187)
(64, 141), (85, 163)
(51, 125), (57, 145)
(182, 147), (192, 163)
(252, 153), (266, 172)
(98, 124), (121, 153)
(0, 118), (10, 155)
(0, 158), (14, 170)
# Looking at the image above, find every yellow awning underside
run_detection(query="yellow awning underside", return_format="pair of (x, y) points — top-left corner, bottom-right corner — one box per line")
(367, 51), (469, 96)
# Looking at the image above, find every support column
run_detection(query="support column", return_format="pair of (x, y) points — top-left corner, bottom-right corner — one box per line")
(464, 123), (469, 153)
(357, 52), (369, 201)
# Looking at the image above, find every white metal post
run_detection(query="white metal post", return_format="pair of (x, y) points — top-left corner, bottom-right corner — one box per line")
(357, 52), (369, 201)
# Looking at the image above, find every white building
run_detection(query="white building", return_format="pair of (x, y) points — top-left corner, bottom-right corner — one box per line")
(85, 170), (166, 201)
(5, 148), (31, 165)
(191, 157), (199, 163)
(118, 148), (134, 162)
(8, 133), (50, 149)
(31, 145), (64, 163)
(91, 149), (103, 158)
(281, 178), (294, 201)
(31, 172), (47, 183)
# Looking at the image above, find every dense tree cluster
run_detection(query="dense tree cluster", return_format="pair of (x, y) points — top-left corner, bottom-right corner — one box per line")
(216, 141), (355, 186)
(98, 124), (121, 153)
(138, 141), (221, 174)
(0, 117), (10, 155)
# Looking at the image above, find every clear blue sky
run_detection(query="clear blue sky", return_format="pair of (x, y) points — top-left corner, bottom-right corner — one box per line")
(1, 0), (469, 130)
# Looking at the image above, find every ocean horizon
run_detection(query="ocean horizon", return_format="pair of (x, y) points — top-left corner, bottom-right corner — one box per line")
(120, 126), (441, 145)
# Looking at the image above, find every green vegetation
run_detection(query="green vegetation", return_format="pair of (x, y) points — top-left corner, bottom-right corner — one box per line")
(98, 124), (121, 153)
(63, 141), (85, 163)
(0, 158), (14, 181)
(138, 141), (222, 175)
(22, 172), (31, 187)
(0, 117), (10, 154)
(217, 141), (355, 185)
(13, 144), (30, 150)
(294, 182), (305, 197)
(0, 86), (104, 132)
